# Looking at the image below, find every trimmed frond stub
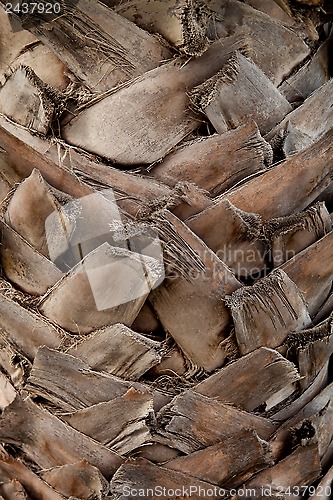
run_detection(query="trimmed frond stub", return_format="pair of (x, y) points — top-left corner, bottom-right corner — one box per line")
(270, 382), (333, 459)
(281, 230), (333, 317)
(203, 0), (310, 85)
(0, 0), (331, 496)
(156, 390), (276, 453)
(67, 323), (164, 380)
(0, 66), (62, 134)
(150, 120), (272, 196)
(285, 315), (333, 392)
(164, 429), (273, 487)
(22, 0), (171, 93)
(0, 445), (65, 500)
(149, 211), (241, 372)
(194, 347), (300, 412)
(0, 221), (63, 296)
(62, 34), (249, 164)
(115, 0), (210, 56)
(186, 198), (267, 279)
(279, 27), (332, 103)
(40, 461), (108, 500)
(0, 6), (70, 90)
(63, 388), (154, 454)
(267, 79), (333, 157)
(190, 52), (292, 135)
(0, 291), (63, 360)
(226, 129), (333, 219)
(25, 346), (150, 412)
(264, 202), (332, 267)
(225, 269), (311, 354)
(0, 396), (124, 480)
(110, 458), (227, 499)
(4, 169), (63, 257)
(244, 443), (321, 498)
(39, 243), (163, 333)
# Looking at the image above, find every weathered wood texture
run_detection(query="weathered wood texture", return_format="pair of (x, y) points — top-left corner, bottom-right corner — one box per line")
(164, 429), (273, 487)
(157, 390), (276, 454)
(267, 79), (333, 156)
(0, 114), (173, 216)
(271, 364), (329, 422)
(4, 169), (61, 257)
(67, 323), (163, 379)
(190, 52), (292, 135)
(0, 6), (70, 90)
(244, 443), (321, 499)
(114, 0), (210, 56)
(270, 382), (333, 459)
(285, 316), (333, 391)
(149, 211), (241, 371)
(149, 345), (187, 378)
(62, 34), (250, 164)
(0, 396), (124, 480)
(63, 388), (153, 454)
(0, 480), (28, 499)
(0, 292), (63, 360)
(243, 0), (294, 24)
(1, 221), (63, 295)
(0, 445), (65, 500)
(0, 66), (58, 134)
(203, 0), (310, 85)
(0, 1), (331, 497)
(26, 347), (149, 412)
(186, 199), (267, 279)
(0, 115), (93, 198)
(281, 230), (333, 316)
(23, 0), (171, 93)
(41, 461), (108, 500)
(0, 338), (29, 389)
(225, 129), (333, 219)
(110, 458), (223, 500)
(225, 269), (311, 354)
(314, 292), (333, 324)
(263, 202), (332, 267)
(279, 26), (333, 103)
(150, 121), (272, 196)
(194, 347), (300, 412)
(40, 243), (159, 333)
(311, 464), (333, 500)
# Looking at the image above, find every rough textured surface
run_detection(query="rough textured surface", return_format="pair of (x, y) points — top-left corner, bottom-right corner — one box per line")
(0, 2), (331, 498)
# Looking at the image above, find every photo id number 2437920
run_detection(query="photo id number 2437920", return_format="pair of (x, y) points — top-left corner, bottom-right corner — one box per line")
(4, 1), (61, 15)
